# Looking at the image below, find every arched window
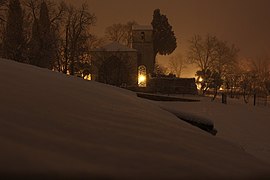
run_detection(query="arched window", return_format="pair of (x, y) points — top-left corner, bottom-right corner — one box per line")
(138, 65), (147, 87)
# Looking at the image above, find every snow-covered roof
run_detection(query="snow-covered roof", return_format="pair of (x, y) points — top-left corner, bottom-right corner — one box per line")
(132, 25), (153, 31)
(95, 41), (137, 52)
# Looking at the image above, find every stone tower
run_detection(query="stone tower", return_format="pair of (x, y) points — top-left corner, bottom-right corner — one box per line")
(132, 25), (154, 76)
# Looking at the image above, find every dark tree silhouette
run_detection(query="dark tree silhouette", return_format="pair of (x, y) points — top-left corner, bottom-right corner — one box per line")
(62, 3), (96, 75)
(38, 1), (54, 68)
(188, 34), (238, 98)
(105, 21), (137, 47)
(29, 1), (55, 69)
(2, 0), (24, 62)
(168, 53), (186, 78)
(28, 18), (40, 66)
(151, 9), (177, 63)
(98, 56), (131, 86)
(0, 0), (7, 22)
(29, 1), (54, 69)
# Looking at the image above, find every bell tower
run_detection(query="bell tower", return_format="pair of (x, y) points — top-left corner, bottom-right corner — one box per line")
(132, 25), (154, 77)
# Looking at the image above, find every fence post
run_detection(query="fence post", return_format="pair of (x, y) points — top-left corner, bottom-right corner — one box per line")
(253, 94), (256, 106)
(222, 93), (227, 104)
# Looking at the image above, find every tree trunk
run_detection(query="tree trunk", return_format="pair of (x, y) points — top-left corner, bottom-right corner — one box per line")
(243, 88), (249, 104)
(64, 25), (69, 74)
(212, 87), (218, 101)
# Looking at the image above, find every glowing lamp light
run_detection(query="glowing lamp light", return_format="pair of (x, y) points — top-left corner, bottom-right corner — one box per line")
(83, 74), (91, 81)
(138, 74), (146, 87)
(198, 77), (203, 82)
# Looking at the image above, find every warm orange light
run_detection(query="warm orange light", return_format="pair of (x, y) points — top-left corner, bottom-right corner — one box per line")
(84, 74), (91, 81)
(138, 75), (146, 87)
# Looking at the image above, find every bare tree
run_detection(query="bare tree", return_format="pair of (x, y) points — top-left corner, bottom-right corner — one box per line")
(250, 56), (270, 95)
(24, 0), (65, 21)
(0, 0), (7, 22)
(168, 53), (186, 78)
(236, 56), (270, 103)
(187, 34), (217, 72)
(87, 34), (104, 49)
(61, 2), (96, 75)
(105, 21), (137, 47)
(154, 63), (168, 76)
(23, 0), (66, 66)
(188, 34), (239, 98)
(2, 0), (25, 61)
(188, 34), (219, 94)
(0, 0), (7, 52)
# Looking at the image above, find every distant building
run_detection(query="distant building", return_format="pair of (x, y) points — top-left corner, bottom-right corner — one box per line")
(91, 25), (154, 87)
(132, 25), (155, 87)
(90, 41), (138, 86)
(90, 25), (197, 94)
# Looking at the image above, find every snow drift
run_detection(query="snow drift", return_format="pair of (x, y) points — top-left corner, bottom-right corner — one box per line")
(156, 99), (270, 166)
(161, 107), (216, 135)
(0, 59), (270, 179)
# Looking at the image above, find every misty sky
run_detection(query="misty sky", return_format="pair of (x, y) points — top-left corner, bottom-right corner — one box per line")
(63, 0), (270, 77)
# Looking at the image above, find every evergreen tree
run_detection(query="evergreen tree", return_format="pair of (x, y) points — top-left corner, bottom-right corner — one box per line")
(38, 1), (53, 68)
(28, 19), (40, 66)
(151, 9), (177, 63)
(29, 1), (54, 69)
(2, 0), (24, 62)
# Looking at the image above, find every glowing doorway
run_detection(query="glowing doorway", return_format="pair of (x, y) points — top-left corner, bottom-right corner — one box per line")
(138, 65), (147, 87)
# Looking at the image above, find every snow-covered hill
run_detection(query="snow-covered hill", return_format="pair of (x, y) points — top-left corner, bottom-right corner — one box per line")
(157, 97), (270, 165)
(0, 59), (269, 179)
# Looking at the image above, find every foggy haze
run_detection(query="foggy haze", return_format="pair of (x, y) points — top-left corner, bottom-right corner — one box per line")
(60, 0), (270, 77)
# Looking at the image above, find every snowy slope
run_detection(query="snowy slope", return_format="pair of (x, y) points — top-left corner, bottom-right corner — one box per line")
(0, 58), (270, 179)
(157, 97), (270, 166)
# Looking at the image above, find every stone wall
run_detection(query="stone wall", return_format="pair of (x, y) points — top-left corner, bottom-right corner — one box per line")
(148, 77), (198, 95)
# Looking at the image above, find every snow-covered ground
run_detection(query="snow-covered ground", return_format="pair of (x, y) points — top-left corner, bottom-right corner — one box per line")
(156, 95), (270, 165)
(0, 58), (270, 179)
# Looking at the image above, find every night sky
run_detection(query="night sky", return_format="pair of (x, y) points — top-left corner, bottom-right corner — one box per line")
(63, 0), (270, 77)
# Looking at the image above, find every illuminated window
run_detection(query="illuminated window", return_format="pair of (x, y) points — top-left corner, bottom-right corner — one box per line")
(83, 74), (91, 81)
(138, 65), (147, 87)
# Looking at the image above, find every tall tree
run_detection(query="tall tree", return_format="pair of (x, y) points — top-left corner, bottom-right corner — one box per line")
(28, 18), (39, 65)
(61, 3), (96, 75)
(25, 0), (66, 69)
(2, 0), (24, 61)
(98, 55), (132, 86)
(38, 0), (54, 68)
(168, 53), (186, 78)
(0, 0), (7, 22)
(188, 34), (238, 97)
(105, 21), (137, 47)
(28, 1), (59, 69)
(247, 56), (270, 97)
(151, 9), (177, 64)
(187, 34), (218, 72)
